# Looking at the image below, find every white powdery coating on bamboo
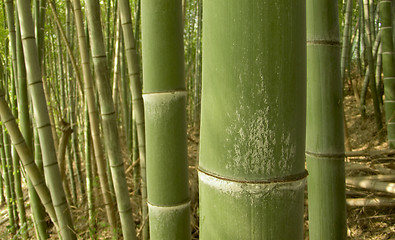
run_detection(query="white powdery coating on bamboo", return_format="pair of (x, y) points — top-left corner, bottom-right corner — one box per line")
(143, 91), (186, 119)
(198, 171), (306, 198)
(224, 67), (296, 176)
(148, 201), (190, 218)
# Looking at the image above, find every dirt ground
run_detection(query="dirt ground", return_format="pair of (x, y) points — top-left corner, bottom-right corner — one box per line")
(0, 93), (394, 239)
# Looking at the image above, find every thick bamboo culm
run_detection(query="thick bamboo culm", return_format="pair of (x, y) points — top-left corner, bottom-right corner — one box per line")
(199, 1), (306, 239)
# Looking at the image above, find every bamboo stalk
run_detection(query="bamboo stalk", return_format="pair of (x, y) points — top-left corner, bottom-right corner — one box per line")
(347, 197), (395, 207)
(85, 0), (137, 238)
(199, 1), (306, 239)
(71, 0), (117, 234)
(141, 0), (191, 239)
(16, 1), (76, 238)
(346, 178), (395, 194)
(0, 89), (58, 230)
(378, 0), (395, 148)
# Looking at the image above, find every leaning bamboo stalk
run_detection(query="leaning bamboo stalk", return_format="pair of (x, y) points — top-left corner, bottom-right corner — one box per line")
(345, 149), (395, 157)
(346, 178), (395, 194)
(48, 0), (84, 97)
(362, 0), (382, 129)
(85, 0), (137, 239)
(118, 0), (148, 238)
(348, 175), (395, 181)
(0, 89), (58, 230)
(16, 1), (76, 239)
(346, 197), (395, 207)
(71, 0), (117, 234)
(0, 127), (16, 235)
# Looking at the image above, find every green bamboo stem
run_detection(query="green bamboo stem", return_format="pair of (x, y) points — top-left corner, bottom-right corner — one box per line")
(4, 1), (27, 236)
(4, 122), (18, 233)
(71, 0), (117, 234)
(0, 90), (58, 230)
(376, 44), (383, 106)
(16, 1), (76, 239)
(85, 1), (137, 239)
(360, 31), (381, 111)
(362, 0), (383, 130)
(84, 101), (96, 239)
(341, 0), (353, 83)
(0, 162), (4, 204)
(142, 0), (192, 239)
(379, 0), (395, 148)
(16, 6), (48, 237)
(48, 0), (83, 97)
(10, 67), (28, 240)
(118, 0), (148, 238)
(198, 1), (306, 239)
(1, 127), (16, 235)
(66, 0), (85, 200)
(306, 0), (347, 239)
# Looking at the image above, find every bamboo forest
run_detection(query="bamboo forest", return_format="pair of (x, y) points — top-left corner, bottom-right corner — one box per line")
(0, 0), (394, 239)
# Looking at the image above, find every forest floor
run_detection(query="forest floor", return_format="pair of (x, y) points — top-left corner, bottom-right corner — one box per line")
(0, 93), (394, 239)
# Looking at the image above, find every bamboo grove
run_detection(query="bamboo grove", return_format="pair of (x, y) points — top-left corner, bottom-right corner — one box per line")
(0, 0), (392, 239)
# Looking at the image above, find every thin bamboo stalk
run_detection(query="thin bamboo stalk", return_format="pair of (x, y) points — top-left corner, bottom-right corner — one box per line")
(0, 89), (58, 230)
(346, 177), (395, 194)
(16, 7), (48, 235)
(346, 197), (395, 207)
(85, 1), (137, 239)
(362, 0), (383, 129)
(71, 0), (117, 234)
(16, 1), (76, 238)
(118, 0), (148, 238)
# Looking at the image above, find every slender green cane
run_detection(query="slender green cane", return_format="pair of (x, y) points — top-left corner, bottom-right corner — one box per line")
(71, 0), (117, 233)
(16, 1), (76, 238)
(118, 0), (148, 238)
(85, 1), (137, 238)
(379, 0), (395, 148)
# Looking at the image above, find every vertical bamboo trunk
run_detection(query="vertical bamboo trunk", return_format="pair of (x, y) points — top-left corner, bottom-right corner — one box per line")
(16, 1), (76, 239)
(71, 0), (117, 234)
(85, 1), (137, 239)
(16, 7), (48, 237)
(1, 127), (16, 235)
(376, 44), (383, 106)
(198, 1), (306, 239)
(4, 1), (27, 237)
(118, 0), (148, 238)
(141, 0), (191, 239)
(379, 0), (395, 148)
(84, 102), (96, 238)
(363, 0), (383, 130)
(306, 0), (347, 239)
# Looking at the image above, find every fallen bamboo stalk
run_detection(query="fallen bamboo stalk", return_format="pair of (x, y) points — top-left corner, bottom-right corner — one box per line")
(346, 162), (395, 174)
(346, 178), (395, 194)
(346, 197), (395, 207)
(348, 175), (395, 181)
(345, 149), (395, 157)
